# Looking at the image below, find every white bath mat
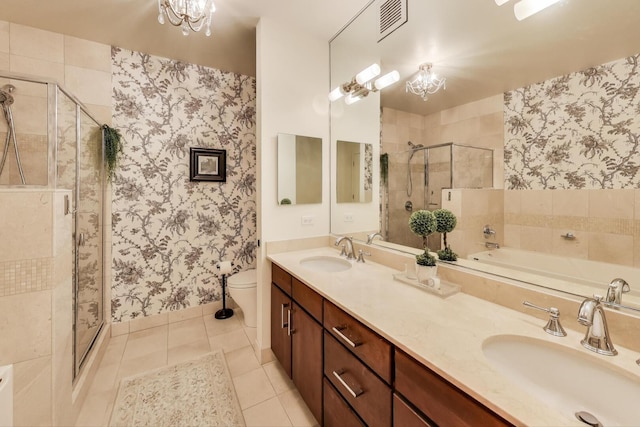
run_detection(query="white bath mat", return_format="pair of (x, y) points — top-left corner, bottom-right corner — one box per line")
(109, 351), (245, 427)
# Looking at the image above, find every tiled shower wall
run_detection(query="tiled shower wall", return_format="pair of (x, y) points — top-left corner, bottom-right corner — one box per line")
(0, 22), (112, 426)
(0, 190), (73, 426)
(110, 48), (257, 322)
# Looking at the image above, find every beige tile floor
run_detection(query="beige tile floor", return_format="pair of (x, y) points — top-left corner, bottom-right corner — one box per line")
(75, 311), (318, 427)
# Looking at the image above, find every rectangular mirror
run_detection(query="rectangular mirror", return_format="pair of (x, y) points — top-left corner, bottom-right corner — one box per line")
(277, 133), (322, 205)
(336, 141), (373, 203)
(329, 0), (640, 315)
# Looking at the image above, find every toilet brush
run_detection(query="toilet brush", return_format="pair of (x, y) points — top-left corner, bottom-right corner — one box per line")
(215, 262), (234, 320)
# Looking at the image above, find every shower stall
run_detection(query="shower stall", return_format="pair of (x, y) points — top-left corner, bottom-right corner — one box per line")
(382, 142), (494, 250)
(0, 73), (105, 378)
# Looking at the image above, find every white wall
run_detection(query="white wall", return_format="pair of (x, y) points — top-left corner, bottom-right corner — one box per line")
(255, 17), (331, 358)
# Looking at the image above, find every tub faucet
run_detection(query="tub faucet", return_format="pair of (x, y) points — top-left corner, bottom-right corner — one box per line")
(366, 232), (384, 245)
(605, 278), (630, 306)
(577, 295), (617, 356)
(485, 242), (500, 249)
(335, 236), (356, 260)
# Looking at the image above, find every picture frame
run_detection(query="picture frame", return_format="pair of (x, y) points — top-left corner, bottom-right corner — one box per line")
(189, 147), (227, 182)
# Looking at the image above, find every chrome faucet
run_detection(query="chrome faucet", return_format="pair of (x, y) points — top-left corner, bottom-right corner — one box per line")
(605, 278), (630, 306)
(366, 232), (384, 245)
(522, 301), (566, 337)
(335, 236), (356, 260)
(577, 295), (617, 356)
(485, 241), (500, 249)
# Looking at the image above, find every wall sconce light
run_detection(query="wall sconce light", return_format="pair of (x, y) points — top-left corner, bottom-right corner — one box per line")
(495, 0), (561, 21)
(329, 63), (400, 104)
(405, 63), (446, 101)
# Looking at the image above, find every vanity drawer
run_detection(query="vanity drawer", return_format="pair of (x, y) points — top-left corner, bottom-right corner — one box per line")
(324, 332), (392, 427)
(393, 394), (434, 427)
(395, 350), (512, 427)
(324, 378), (365, 427)
(324, 301), (392, 383)
(272, 263), (292, 295)
(292, 278), (323, 322)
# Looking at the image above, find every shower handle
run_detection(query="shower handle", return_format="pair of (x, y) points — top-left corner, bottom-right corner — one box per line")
(78, 233), (86, 247)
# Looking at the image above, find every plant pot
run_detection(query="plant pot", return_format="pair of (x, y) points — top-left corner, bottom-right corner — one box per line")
(415, 264), (437, 283)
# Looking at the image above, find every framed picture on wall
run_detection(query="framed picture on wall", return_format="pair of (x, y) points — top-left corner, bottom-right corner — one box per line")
(189, 147), (227, 182)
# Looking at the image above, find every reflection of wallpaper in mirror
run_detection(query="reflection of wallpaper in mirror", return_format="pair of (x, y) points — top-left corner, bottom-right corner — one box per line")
(277, 134), (322, 205)
(505, 53), (640, 190)
(336, 141), (373, 203)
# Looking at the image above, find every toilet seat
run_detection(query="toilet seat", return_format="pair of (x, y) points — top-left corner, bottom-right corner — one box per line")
(227, 269), (256, 288)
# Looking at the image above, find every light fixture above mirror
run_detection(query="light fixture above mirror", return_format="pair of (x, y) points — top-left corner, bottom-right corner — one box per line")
(157, 0), (216, 36)
(329, 63), (400, 105)
(495, 0), (561, 21)
(405, 63), (446, 102)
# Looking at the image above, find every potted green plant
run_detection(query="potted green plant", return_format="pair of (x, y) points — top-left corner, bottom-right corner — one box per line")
(280, 198), (292, 205)
(103, 124), (123, 182)
(408, 210), (437, 281)
(433, 208), (458, 261)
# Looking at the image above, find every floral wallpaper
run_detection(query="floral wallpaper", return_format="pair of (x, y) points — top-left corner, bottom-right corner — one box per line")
(504, 54), (640, 189)
(111, 47), (257, 322)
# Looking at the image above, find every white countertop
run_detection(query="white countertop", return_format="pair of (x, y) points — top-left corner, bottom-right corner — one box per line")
(268, 247), (640, 427)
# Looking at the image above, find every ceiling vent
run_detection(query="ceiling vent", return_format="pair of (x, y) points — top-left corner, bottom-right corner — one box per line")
(378, 0), (407, 42)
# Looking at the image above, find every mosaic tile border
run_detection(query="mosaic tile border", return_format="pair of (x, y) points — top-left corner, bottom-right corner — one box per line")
(0, 258), (52, 296)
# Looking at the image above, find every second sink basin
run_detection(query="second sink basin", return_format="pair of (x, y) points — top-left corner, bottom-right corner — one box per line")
(482, 334), (640, 426)
(300, 256), (352, 273)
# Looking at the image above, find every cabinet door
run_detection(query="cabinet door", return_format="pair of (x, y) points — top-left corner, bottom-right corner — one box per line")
(292, 303), (323, 424)
(271, 283), (292, 377)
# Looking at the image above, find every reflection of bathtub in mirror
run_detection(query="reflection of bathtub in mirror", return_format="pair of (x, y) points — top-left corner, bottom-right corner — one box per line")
(468, 247), (640, 310)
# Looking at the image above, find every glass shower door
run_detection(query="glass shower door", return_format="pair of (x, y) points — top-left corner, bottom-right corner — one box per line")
(74, 109), (104, 375)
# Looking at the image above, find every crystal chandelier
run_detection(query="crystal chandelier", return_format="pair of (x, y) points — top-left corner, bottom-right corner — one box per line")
(405, 63), (446, 101)
(157, 0), (216, 36)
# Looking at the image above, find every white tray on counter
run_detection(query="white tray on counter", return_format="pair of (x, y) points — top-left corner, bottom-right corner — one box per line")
(392, 273), (461, 298)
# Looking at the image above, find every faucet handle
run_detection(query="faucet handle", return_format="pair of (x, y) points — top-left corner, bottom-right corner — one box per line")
(523, 301), (567, 337)
(356, 249), (371, 263)
(339, 244), (347, 257)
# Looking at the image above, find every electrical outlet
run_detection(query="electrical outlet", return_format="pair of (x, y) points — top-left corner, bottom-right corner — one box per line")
(344, 214), (354, 222)
(301, 216), (314, 225)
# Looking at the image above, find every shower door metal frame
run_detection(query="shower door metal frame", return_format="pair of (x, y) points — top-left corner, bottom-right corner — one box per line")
(70, 96), (106, 379)
(0, 72), (106, 379)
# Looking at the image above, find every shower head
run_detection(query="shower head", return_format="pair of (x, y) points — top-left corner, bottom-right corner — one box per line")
(0, 84), (15, 105)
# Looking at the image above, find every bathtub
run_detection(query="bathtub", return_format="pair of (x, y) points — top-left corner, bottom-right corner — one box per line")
(468, 247), (640, 303)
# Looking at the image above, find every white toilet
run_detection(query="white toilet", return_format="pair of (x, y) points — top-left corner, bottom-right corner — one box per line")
(227, 269), (257, 328)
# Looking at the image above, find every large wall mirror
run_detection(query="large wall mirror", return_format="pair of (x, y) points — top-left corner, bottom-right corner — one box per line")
(329, 0), (640, 314)
(277, 133), (322, 205)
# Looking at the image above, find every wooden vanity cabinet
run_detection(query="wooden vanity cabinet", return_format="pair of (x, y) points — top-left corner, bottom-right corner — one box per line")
(324, 300), (393, 384)
(324, 377), (366, 427)
(270, 283), (292, 376)
(324, 331), (392, 427)
(395, 350), (512, 427)
(270, 264), (323, 424)
(393, 394), (434, 427)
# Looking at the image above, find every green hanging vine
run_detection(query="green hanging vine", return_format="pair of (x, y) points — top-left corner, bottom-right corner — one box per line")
(103, 124), (123, 182)
(380, 153), (389, 185)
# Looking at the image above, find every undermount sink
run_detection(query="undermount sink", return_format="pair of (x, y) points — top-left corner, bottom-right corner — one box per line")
(299, 256), (352, 273)
(482, 335), (640, 426)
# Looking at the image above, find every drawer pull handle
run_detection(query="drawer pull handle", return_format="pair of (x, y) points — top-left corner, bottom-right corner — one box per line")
(281, 303), (289, 329)
(287, 309), (295, 336)
(332, 326), (361, 348)
(332, 370), (363, 398)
